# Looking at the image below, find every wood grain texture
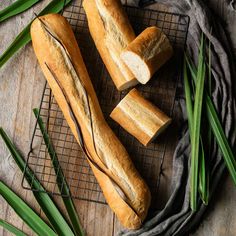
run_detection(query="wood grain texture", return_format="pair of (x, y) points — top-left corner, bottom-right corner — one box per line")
(0, 0), (235, 236)
(0, 1), (47, 235)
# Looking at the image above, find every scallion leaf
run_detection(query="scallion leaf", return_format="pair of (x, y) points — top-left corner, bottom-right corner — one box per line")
(206, 96), (236, 184)
(33, 108), (84, 236)
(0, 0), (41, 23)
(198, 139), (208, 205)
(0, 181), (56, 236)
(183, 57), (193, 128)
(0, 0), (72, 68)
(190, 34), (206, 211)
(0, 127), (75, 236)
(184, 53), (208, 206)
(185, 50), (236, 187)
(0, 219), (27, 236)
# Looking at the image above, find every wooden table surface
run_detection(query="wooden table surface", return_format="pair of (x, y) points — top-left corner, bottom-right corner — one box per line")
(0, 0), (235, 235)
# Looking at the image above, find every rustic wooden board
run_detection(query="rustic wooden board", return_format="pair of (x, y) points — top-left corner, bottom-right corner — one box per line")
(0, 0), (235, 236)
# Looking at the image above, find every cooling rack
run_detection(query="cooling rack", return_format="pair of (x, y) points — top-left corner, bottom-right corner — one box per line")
(22, 0), (189, 209)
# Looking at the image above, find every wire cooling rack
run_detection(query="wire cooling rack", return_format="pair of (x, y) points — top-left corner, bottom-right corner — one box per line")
(22, 0), (189, 209)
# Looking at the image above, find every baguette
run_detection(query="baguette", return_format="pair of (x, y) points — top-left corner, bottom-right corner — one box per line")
(121, 26), (173, 84)
(110, 89), (172, 146)
(30, 14), (151, 230)
(83, 0), (139, 91)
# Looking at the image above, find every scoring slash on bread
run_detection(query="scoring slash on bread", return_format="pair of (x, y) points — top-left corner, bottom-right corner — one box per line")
(30, 14), (151, 230)
(121, 26), (173, 84)
(83, 0), (139, 91)
(110, 88), (172, 146)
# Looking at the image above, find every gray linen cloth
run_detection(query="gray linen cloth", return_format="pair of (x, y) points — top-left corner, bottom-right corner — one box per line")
(119, 0), (236, 235)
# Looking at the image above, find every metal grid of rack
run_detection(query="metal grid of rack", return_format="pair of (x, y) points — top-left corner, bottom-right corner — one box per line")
(22, 0), (189, 208)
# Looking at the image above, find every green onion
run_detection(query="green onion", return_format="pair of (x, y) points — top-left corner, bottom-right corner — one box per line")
(0, 219), (27, 236)
(0, 181), (56, 236)
(183, 57), (193, 128)
(185, 43), (210, 205)
(0, 128), (75, 236)
(200, 39), (212, 205)
(198, 139), (208, 204)
(190, 34), (206, 211)
(207, 39), (212, 97)
(185, 50), (236, 186)
(185, 54), (197, 80)
(0, 0), (72, 68)
(184, 53), (208, 207)
(0, 24), (31, 68)
(0, 0), (41, 23)
(206, 96), (236, 184)
(33, 108), (84, 236)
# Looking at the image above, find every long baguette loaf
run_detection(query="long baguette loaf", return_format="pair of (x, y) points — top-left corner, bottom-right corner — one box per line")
(83, 0), (138, 91)
(30, 14), (151, 230)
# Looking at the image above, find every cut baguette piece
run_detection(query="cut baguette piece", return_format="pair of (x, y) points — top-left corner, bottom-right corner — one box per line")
(121, 26), (173, 84)
(83, 0), (139, 91)
(31, 14), (151, 230)
(110, 88), (172, 146)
